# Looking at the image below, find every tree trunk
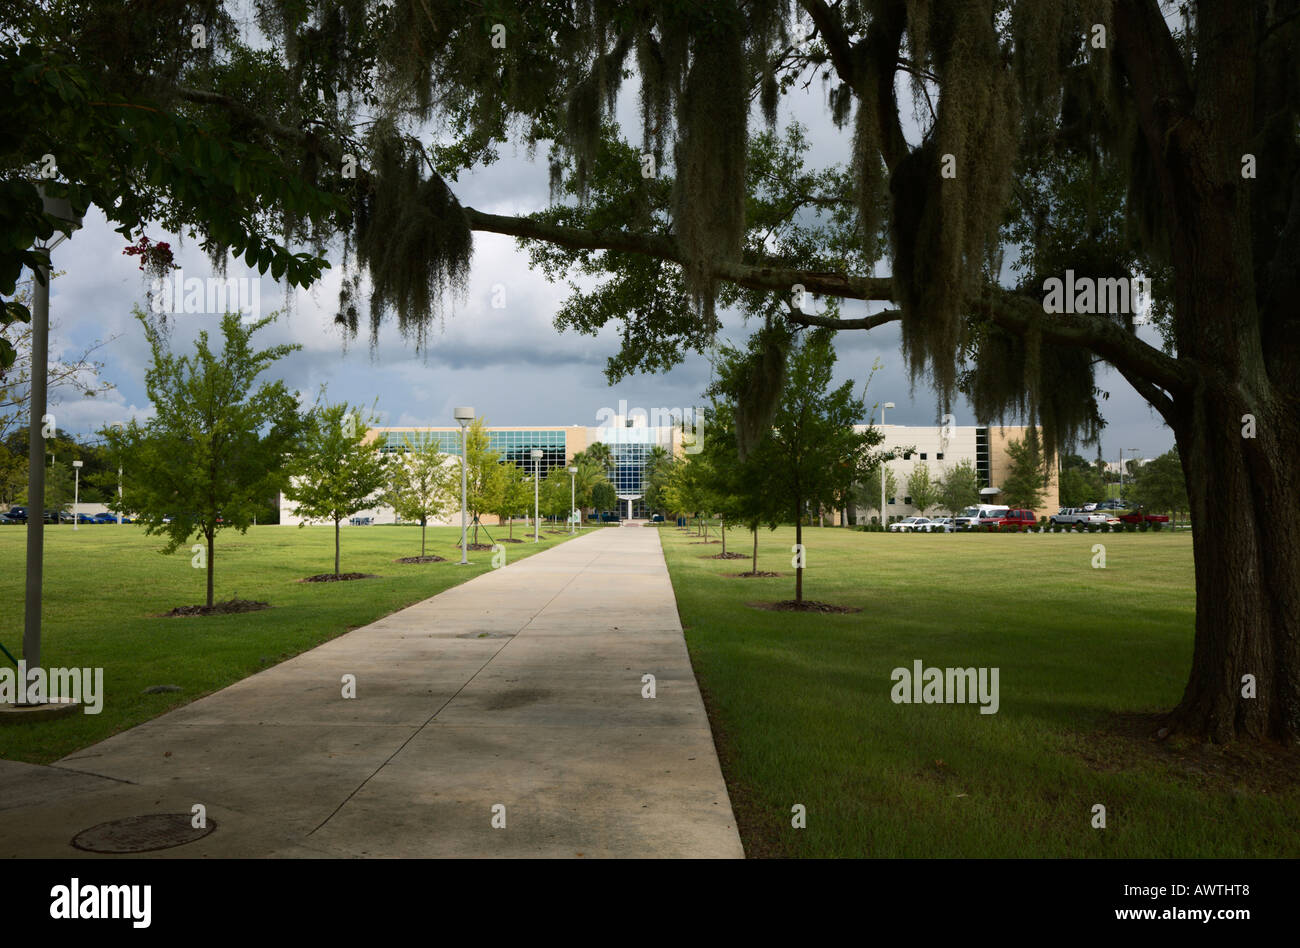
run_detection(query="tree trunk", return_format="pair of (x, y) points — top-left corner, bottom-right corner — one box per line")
(1167, 382), (1300, 742)
(334, 518), (340, 576)
(794, 511), (803, 604)
(720, 517), (726, 556)
(420, 518), (426, 557)
(751, 526), (758, 575)
(509, 517), (514, 540)
(206, 530), (214, 608)
(1107, 0), (1299, 743)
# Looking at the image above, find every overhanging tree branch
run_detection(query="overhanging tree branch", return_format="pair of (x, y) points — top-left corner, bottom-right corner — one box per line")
(979, 288), (1191, 396)
(462, 206), (896, 300)
(785, 308), (902, 331)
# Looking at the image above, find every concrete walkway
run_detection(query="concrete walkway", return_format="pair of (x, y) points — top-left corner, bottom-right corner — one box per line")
(0, 527), (743, 858)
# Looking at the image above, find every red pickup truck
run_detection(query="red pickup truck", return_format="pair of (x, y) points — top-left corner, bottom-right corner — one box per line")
(978, 508), (1037, 531)
(1118, 510), (1170, 524)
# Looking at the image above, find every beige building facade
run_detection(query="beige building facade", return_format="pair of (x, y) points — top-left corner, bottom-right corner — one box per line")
(852, 424), (1060, 522)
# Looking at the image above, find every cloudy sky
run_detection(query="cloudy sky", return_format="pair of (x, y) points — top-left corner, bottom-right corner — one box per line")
(35, 55), (1176, 463)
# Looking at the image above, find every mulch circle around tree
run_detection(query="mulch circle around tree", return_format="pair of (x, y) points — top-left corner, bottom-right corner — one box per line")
(297, 573), (379, 583)
(498, 538), (525, 543)
(704, 552), (748, 559)
(156, 598), (271, 617)
(747, 600), (861, 614)
(689, 540), (720, 544)
(394, 555), (446, 564)
(465, 543), (495, 551)
(724, 571), (782, 578)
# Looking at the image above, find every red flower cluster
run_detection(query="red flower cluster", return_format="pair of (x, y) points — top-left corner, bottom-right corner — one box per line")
(122, 235), (176, 273)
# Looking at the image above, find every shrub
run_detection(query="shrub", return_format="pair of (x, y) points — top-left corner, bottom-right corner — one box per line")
(1152, 520), (1163, 532)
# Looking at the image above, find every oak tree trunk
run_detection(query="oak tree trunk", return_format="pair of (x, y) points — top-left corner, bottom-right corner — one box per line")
(1167, 378), (1300, 742)
(1157, 102), (1300, 741)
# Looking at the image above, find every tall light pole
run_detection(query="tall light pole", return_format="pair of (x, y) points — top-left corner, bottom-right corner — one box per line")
(568, 465), (578, 534)
(72, 459), (82, 530)
(531, 449), (543, 542)
(454, 406), (474, 564)
(880, 401), (895, 525)
(24, 188), (82, 682)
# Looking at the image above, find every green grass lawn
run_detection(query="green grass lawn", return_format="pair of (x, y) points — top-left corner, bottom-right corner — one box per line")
(661, 524), (1299, 858)
(0, 521), (579, 763)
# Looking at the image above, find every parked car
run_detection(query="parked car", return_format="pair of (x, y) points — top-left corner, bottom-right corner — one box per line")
(1081, 502), (1098, 511)
(0, 512), (20, 525)
(1118, 509), (1170, 524)
(75, 512), (97, 524)
(1051, 507), (1086, 525)
(889, 516), (932, 532)
(1051, 507), (1119, 526)
(91, 512), (120, 524)
(973, 506), (1010, 528)
(953, 504), (1006, 529)
(922, 517), (954, 533)
(979, 508), (1036, 531)
(6, 506), (28, 523)
(44, 510), (75, 524)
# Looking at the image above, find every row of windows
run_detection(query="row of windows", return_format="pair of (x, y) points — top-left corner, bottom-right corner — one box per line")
(975, 428), (991, 488)
(376, 429), (569, 476)
(608, 442), (653, 497)
(901, 452), (944, 461)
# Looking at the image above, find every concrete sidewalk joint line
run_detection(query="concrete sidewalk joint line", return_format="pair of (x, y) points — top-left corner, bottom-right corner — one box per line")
(1, 528), (743, 859)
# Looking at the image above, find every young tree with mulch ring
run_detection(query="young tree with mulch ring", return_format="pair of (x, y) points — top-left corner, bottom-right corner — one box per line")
(286, 399), (390, 578)
(384, 434), (456, 559)
(106, 310), (306, 608)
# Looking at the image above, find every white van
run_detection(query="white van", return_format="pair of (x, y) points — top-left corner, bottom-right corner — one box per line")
(953, 504), (1007, 529)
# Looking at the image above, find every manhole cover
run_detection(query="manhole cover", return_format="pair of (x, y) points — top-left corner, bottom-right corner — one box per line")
(71, 813), (216, 854)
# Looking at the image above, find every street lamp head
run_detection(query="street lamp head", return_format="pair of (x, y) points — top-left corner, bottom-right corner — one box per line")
(453, 406), (475, 424)
(884, 401), (896, 409)
(72, 460), (83, 468)
(37, 185), (84, 233)
(568, 466), (577, 474)
(531, 449), (543, 459)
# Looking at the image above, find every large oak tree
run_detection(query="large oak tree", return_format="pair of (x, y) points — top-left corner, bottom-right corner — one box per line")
(25, 1), (1300, 742)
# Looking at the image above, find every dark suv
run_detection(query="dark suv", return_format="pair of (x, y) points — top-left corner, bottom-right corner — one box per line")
(5, 506), (27, 523)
